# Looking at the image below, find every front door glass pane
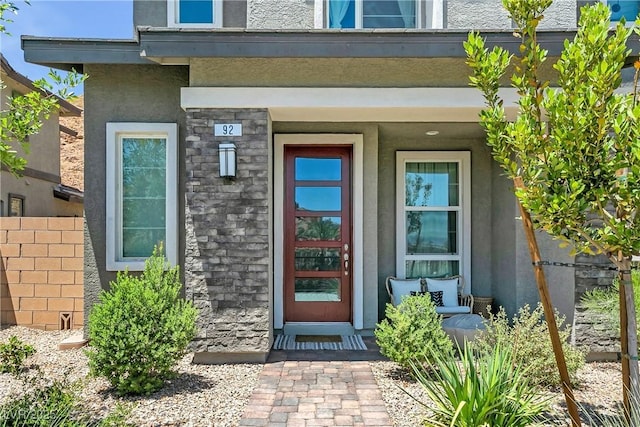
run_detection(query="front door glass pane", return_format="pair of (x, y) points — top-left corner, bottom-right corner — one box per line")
(295, 187), (341, 211)
(296, 216), (341, 241)
(406, 260), (459, 280)
(295, 278), (341, 301)
(295, 158), (341, 181)
(406, 162), (459, 207)
(295, 248), (341, 271)
(406, 211), (457, 254)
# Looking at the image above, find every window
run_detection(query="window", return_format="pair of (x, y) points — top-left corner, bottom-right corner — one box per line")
(604, 1), (639, 22)
(327, 0), (443, 29)
(8, 194), (24, 217)
(106, 123), (178, 271)
(396, 152), (470, 282)
(167, 0), (222, 27)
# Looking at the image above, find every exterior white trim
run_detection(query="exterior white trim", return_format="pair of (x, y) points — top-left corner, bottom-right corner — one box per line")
(274, 134), (365, 330)
(181, 87), (520, 122)
(167, 0), (222, 28)
(430, 0), (444, 29)
(395, 151), (471, 294)
(314, 0), (323, 29)
(106, 122), (178, 271)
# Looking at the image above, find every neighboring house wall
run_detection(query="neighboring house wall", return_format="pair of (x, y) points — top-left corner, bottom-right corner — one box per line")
(0, 60), (83, 217)
(82, 63), (188, 328)
(0, 217), (84, 330)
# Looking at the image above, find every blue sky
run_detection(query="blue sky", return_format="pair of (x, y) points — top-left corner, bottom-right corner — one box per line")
(1, 0), (134, 93)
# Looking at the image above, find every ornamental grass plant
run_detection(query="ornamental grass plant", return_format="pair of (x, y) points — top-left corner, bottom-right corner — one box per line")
(410, 342), (550, 427)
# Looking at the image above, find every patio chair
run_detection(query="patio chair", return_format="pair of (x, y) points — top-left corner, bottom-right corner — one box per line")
(385, 275), (474, 317)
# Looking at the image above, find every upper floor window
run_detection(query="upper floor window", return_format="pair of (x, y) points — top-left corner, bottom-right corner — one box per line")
(604, 0), (639, 22)
(168, 0), (222, 28)
(328, 0), (443, 29)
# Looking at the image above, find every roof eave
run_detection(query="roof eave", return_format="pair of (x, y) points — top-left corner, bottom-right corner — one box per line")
(22, 29), (640, 67)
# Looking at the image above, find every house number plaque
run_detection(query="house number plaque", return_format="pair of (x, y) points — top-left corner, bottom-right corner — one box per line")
(214, 124), (242, 137)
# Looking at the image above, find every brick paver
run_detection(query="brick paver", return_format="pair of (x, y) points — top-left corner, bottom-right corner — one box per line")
(239, 356), (392, 427)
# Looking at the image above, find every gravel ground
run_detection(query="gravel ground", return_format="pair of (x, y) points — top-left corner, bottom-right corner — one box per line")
(371, 359), (624, 427)
(0, 326), (627, 426)
(0, 326), (263, 427)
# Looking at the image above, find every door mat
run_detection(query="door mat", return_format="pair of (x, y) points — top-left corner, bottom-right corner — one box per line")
(295, 335), (342, 343)
(273, 334), (367, 351)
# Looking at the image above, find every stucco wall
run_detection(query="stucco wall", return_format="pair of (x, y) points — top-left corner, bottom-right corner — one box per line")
(82, 64), (188, 329)
(191, 58), (476, 88)
(491, 171), (575, 324)
(273, 122), (379, 330)
(247, 0), (314, 29)
(447, 0), (576, 29)
(538, 0), (577, 29)
(447, 0), (512, 29)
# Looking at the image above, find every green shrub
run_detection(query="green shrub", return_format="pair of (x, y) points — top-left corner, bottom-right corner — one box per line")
(581, 269), (640, 335)
(0, 335), (35, 376)
(474, 303), (585, 388)
(411, 342), (550, 427)
(87, 246), (197, 395)
(375, 294), (453, 368)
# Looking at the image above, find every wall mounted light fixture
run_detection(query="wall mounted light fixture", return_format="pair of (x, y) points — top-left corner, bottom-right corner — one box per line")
(219, 142), (237, 178)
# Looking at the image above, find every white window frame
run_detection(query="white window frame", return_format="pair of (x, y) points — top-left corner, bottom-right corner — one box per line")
(395, 151), (471, 293)
(167, 0), (222, 28)
(319, 0), (443, 29)
(106, 122), (178, 271)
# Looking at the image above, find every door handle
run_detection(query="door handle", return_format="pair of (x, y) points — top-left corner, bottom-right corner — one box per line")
(343, 245), (349, 275)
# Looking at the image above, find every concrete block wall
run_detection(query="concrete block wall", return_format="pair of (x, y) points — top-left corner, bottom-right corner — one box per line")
(0, 217), (83, 330)
(185, 108), (272, 362)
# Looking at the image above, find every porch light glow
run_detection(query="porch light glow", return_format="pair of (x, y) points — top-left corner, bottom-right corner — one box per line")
(219, 142), (237, 178)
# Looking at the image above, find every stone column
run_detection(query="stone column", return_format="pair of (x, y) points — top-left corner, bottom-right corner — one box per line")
(184, 108), (272, 363)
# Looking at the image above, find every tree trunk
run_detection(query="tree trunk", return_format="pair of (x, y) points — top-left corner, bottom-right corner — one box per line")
(616, 254), (640, 423)
(514, 177), (581, 427)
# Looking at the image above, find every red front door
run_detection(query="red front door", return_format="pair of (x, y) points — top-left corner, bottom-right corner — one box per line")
(284, 146), (352, 322)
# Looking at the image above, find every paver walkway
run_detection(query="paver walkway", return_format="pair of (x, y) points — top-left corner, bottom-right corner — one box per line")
(239, 338), (393, 427)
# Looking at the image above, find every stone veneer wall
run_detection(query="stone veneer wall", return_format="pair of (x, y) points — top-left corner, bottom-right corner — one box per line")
(184, 108), (272, 362)
(573, 253), (620, 359)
